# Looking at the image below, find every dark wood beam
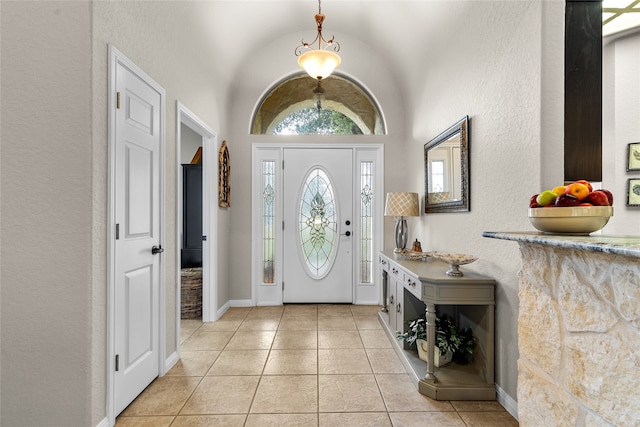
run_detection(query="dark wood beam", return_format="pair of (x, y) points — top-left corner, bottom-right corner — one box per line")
(565, 0), (602, 182)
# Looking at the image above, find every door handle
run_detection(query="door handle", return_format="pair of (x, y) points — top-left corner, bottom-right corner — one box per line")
(341, 231), (351, 236)
(151, 245), (164, 255)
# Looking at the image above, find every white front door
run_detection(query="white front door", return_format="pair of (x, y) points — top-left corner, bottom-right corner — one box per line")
(113, 58), (163, 415)
(283, 148), (353, 303)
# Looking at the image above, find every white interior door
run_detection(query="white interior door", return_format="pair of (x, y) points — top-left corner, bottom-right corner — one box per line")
(283, 148), (353, 303)
(114, 60), (162, 415)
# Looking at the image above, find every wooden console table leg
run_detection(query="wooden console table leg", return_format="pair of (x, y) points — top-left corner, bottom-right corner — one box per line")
(425, 302), (438, 382)
(381, 270), (389, 312)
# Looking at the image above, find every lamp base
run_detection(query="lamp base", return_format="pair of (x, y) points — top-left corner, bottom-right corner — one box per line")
(394, 218), (408, 253)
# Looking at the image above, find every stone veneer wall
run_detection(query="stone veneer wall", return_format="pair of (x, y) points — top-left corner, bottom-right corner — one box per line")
(517, 243), (640, 426)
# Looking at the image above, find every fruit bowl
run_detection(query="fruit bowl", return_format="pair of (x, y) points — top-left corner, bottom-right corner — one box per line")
(528, 206), (613, 235)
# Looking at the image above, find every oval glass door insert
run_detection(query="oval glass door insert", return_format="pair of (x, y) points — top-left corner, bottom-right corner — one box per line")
(298, 168), (338, 279)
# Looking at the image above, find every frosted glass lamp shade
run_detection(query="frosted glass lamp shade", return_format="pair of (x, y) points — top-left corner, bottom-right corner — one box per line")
(298, 50), (341, 80)
(384, 192), (420, 217)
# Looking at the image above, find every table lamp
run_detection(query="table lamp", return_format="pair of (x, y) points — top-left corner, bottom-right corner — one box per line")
(384, 192), (420, 252)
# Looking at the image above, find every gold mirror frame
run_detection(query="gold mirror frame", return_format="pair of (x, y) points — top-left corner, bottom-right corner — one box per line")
(424, 116), (470, 213)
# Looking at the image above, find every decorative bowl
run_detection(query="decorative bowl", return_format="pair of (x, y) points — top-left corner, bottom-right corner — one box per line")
(528, 206), (613, 235)
(433, 253), (478, 277)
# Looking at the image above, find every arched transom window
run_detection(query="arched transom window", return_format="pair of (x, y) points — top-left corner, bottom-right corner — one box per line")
(251, 73), (385, 135)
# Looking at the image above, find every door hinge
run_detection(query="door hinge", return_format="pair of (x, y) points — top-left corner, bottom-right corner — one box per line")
(282, 221), (284, 230)
(115, 223), (120, 240)
(116, 92), (121, 109)
(282, 160), (284, 169)
(282, 281), (284, 290)
(115, 354), (120, 371)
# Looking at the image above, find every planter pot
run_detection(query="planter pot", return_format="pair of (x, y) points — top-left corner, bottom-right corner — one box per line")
(416, 339), (453, 367)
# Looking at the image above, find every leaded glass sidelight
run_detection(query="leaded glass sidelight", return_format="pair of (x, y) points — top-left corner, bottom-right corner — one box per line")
(262, 161), (275, 283)
(298, 168), (338, 278)
(360, 161), (373, 284)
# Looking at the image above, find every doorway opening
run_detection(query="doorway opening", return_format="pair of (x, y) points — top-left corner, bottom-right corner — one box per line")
(176, 103), (219, 344)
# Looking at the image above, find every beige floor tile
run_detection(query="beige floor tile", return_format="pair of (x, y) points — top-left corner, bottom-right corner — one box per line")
(375, 373), (455, 412)
(115, 415), (175, 427)
(450, 400), (508, 412)
(180, 320), (202, 344)
(319, 348), (372, 374)
(318, 304), (354, 317)
(180, 376), (260, 415)
(319, 412), (392, 426)
(278, 317), (318, 330)
(237, 318), (281, 331)
(224, 330), (276, 350)
(318, 330), (363, 349)
(166, 350), (220, 376)
(181, 330), (234, 351)
(354, 315), (384, 330)
(318, 316), (357, 331)
(198, 319), (242, 332)
(366, 348), (407, 374)
(458, 411), (519, 426)
(245, 413), (318, 426)
(171, 415), (246, 427)
(219, 307), (251, 320)
(389, 411), (467, 426)
(120, 376), (202, 416)
(351, 305), (383, 316)
(272, 330), (318, 349)
(282, 304), (318, 317)
(206, 350), (269, 375)
(250, 375), (318, 413)
(264, 349), (317, 375)
(318, 374), (386, 413)
(359, 330), (393, 348)
(246, 306), (284, 319)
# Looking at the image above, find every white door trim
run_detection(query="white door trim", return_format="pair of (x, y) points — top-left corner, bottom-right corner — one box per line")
(251, 143), (384, 306)
(176, 102), (219, 326)
(106, 45), (166, 424)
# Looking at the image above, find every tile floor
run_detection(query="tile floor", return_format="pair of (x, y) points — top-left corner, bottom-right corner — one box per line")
(116, 304), (518, 426)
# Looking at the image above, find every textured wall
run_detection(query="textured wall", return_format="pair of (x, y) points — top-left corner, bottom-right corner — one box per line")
(1, 1), (93, 425)
(410, 1), (565, 407)
(517, 243), (640, 426)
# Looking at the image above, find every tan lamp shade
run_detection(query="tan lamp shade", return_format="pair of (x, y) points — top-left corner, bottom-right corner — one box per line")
(384, 192), (420, 217)
(298, 50), (341, 80)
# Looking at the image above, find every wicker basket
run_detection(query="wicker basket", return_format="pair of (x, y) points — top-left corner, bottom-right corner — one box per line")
(181, 267), (202, 319)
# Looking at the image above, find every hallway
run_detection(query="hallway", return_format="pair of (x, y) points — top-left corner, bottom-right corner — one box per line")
(116, 305), (518, 426)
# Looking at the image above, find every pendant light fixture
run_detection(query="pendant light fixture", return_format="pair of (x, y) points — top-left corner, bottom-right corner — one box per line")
(295, 0), (341, 81)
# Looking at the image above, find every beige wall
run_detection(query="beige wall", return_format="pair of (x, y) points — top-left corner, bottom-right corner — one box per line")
(0, 1), (574, 424)
(603, 30), (640, 236)
(1, 1), (94, 424)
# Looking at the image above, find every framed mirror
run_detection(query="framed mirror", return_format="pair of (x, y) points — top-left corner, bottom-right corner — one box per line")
(424, 116), (470, 213)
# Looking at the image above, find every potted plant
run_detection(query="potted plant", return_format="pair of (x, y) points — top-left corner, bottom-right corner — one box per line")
(396, 315), (476, 366)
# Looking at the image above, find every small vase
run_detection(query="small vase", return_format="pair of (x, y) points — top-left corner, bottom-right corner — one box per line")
(416, 339), (453, 367)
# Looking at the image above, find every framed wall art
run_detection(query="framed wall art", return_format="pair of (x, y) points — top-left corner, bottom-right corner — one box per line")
(627, 142), (640, 172)
(218, 140), (230, 207)
(626, 178), (640, 207)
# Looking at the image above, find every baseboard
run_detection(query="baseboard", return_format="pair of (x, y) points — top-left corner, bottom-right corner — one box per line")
(165, 350), (179, 374)
(496, 383), (518, 421)
(229, 299), (253, 307)
(95, 417), (110, 427)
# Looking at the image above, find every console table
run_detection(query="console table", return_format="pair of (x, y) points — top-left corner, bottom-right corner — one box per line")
(378, 250), (496, 400)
